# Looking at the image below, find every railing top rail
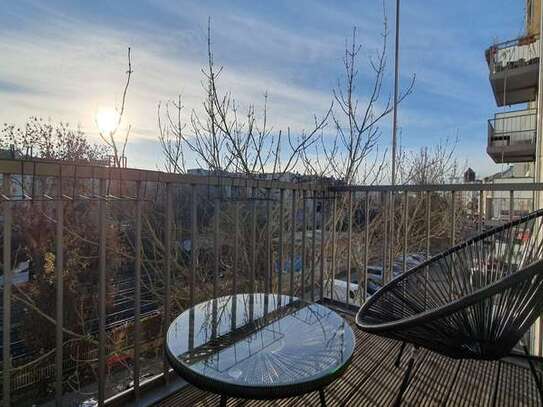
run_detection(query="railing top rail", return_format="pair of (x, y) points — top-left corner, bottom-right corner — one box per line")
(330, 182), (543, 193)
(491, 109), (537, 121)
(0, 159), (324, 191)
(488, 112), (537, 133)
(2, 159), (541, 194)
(487, 33), (540, 52)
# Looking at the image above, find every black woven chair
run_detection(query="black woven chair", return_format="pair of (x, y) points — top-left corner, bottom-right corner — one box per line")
(356, 209), (543, 406)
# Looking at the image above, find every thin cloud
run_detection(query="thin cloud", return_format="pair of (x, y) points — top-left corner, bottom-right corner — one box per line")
(0, 0), (524, 177)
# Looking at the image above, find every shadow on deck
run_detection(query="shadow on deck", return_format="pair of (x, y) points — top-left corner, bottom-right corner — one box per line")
(156, 313), (541, 406)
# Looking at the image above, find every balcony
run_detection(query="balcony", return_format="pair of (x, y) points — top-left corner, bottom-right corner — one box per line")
(486, 34), (540, 106)
(487, 109), (537, 163)
(0, 159), (542, 406)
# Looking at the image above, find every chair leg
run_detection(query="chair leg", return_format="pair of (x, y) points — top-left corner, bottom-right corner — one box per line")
(220, 394), (227, 407)
(319, 388), (326, 407)
(522, 343), (543, 404)
(395, 342), (407, 368)
(393, 346), (418, 407)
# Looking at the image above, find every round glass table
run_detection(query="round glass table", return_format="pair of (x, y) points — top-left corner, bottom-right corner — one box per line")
(166, 293), (355, 406)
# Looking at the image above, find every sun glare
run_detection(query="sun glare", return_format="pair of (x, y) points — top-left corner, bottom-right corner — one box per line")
(96, 108), (119, 134)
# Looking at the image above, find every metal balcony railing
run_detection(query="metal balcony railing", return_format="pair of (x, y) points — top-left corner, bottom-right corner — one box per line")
(486, 34), (540, 74)
(487, 109), (537, 163)
(488, 109), (537, 146)
(0, 159), (542, 406)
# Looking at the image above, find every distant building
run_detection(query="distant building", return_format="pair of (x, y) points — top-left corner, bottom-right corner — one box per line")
(464, 168), (476, 183)
(450, 169), (482, 217)
(483, 163), (534, 221)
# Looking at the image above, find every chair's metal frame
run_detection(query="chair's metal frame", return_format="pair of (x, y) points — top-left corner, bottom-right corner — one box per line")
(356, 209), (543, 406)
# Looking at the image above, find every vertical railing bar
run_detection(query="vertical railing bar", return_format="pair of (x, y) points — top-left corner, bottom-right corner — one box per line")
(250, 187), (256, 294)
(449, 190), (456, 302)
(354, 191), (361, 304)
(2, 174), (12, 406)
(190, 184), (197, 307)
(451, 191), (456, 246)
(213, 195), (220, 299)
(382, 191), (389, 283)
(389, 190), (395, 282)
(426, 191), (431, 259)
(233, 197), (239, 295)
(510, 190), (514, 222)
(265, 189), (272, 295)
(479, 190), (484, 233)
(403, 190), (408, 274)
(98, 179), (106, 406)
(331, 192), (337, 302)
(363, 191), (369, 302)
(278, 189), (284, 297)
(17, 161), (23, 199)
(55, 173), (64, 406)
(424, 190), (431, 311)
(311, 190), (317, 302)
(289, 190), (296, 298)
(72, 164), (78, 200)
(163, 183), (173, 381)
(133, 181), (143, 400)
(346, 190), (352, 306)
(319, 190), (325, 301)
(301, 190), (307, 299)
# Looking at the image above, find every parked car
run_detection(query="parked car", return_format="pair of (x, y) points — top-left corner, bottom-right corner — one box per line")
(326, 254), (426, 306)
(79, 398), (98, 407)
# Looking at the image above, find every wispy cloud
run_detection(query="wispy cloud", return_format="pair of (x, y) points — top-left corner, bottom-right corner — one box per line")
(0, 3), (333, 160)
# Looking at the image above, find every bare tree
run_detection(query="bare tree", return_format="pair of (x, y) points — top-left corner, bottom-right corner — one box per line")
(398, 136), (459, 185)
(158, 20), (331, 178)
(1, 117), (109, 162)
(98, 47), (133, 168)
(304, 21), (415, 185)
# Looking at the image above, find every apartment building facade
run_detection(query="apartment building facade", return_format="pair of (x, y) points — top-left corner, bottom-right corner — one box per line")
(485, 0), (543, 214)
(484, 0), (542, 354)
(485, 0), (540, 164)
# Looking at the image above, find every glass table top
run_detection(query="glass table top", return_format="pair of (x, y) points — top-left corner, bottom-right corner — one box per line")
(166, 293), (355, 393)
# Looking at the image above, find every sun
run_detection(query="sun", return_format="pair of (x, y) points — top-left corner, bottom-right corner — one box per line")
(96, 107), (119, 135)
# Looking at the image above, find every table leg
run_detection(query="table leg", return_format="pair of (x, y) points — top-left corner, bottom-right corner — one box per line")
(319, 388), (326, 407)
(220, 394), (227, 407)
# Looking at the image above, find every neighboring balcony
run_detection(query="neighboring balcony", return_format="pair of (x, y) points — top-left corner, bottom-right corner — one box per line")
(487, 109), (537, 163)
(486, 34), (540, 106)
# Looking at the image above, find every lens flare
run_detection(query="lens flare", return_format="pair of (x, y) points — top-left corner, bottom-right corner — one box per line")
(96, 108), (119, 134)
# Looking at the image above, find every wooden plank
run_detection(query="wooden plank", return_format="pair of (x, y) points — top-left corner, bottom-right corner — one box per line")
(288, 331), (398, 407)
(494, 361), (539, 407)
(445, 359), (498, 406)
(402, 351), (457, 406)
(343, 340), (407, 406)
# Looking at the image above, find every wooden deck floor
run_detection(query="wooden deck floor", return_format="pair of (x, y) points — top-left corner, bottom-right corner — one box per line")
(156, 314), (542, 407)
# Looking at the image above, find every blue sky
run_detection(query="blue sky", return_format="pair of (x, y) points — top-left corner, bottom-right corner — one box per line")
(0, 0), (527, 177)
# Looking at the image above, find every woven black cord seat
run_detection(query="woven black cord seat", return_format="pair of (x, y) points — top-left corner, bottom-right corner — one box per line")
(356, 209), (543, 405)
